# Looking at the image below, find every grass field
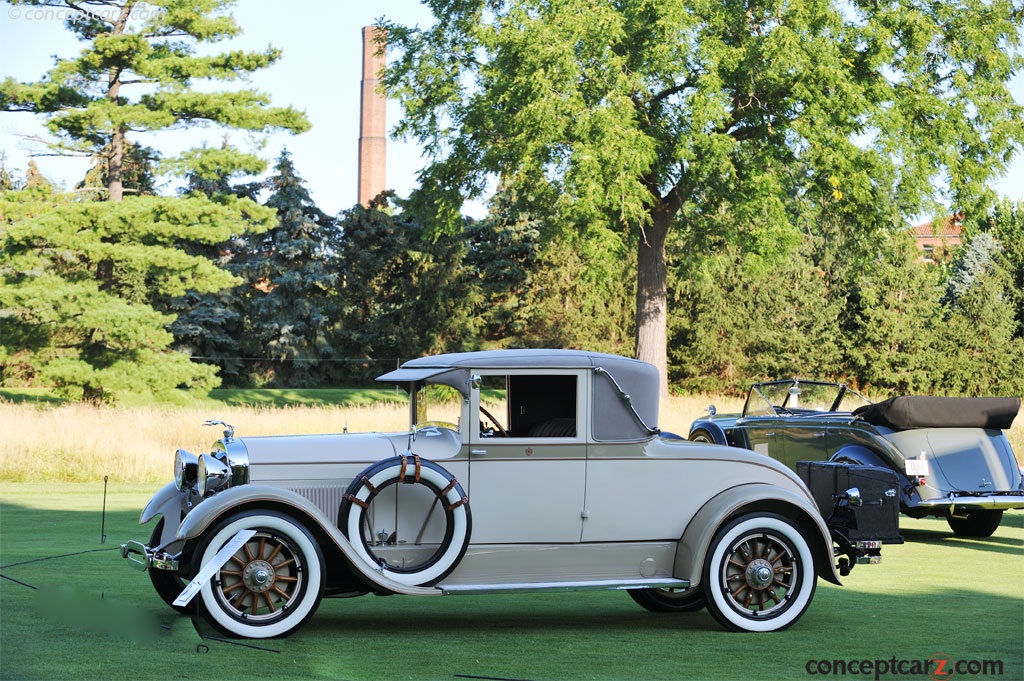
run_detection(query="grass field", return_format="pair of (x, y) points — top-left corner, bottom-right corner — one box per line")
(0, 392), (751, 482)
(2, 389), (1021, 483)
(0, 483), (1020, 681)
(1, 389), (1021, 680)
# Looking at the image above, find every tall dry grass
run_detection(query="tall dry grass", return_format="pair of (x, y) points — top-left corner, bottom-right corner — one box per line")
(1, 393), (1019, 483)
(0, 402), (410, 483)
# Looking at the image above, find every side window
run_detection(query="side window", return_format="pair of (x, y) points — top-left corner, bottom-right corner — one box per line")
(479, 374), (577, 438)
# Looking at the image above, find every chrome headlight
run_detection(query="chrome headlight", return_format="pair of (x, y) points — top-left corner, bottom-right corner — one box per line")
(174, 449), (199, 492)
(197, 453), (231, 497)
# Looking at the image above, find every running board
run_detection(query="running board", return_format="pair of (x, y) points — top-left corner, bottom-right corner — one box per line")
(439, 577), (688, 596)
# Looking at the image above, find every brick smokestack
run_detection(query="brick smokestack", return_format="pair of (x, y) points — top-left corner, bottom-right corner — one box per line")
(358, 26), (386, 207)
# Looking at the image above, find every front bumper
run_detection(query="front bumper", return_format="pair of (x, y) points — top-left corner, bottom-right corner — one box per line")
(120, 540), (179, 572)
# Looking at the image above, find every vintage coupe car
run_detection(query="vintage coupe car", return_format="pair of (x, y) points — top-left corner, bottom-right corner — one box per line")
(688, 379), (1023, 537)
(122, 351), (896, 639)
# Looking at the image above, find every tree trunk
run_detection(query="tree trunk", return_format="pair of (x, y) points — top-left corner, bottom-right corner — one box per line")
(635, 205), (673, 399)
(105, 3), (133, 203)
(108, 128), (125, 202)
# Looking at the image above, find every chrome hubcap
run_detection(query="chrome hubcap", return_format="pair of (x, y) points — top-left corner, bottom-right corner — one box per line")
(244, 560), (276, 592)
(746, 559), (774, 589)
(722, 531), (798, 615)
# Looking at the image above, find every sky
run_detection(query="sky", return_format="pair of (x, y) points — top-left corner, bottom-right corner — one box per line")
(0, 0), (1021, 220)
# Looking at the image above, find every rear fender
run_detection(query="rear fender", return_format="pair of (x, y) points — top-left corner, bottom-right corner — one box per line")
(675, 483), (841, 589)
(830, 445), (913, 501)
(175, 485), (439, 597)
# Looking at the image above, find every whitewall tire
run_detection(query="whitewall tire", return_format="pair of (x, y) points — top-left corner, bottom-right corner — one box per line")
(702, 513), (817, 632)
(194, 512), (325, 639)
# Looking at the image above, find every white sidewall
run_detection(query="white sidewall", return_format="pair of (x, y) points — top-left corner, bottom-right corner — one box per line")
(198, 514), (322, 639)
(706, 516), (815, 632)
(346, 460), (469, 586)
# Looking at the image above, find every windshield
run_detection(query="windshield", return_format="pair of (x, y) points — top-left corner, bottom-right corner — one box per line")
(745, 381), (871, 416)
(412, 383), (464, 430)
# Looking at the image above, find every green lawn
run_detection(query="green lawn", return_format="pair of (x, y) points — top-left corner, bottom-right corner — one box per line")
(1, 483), (1021, 681)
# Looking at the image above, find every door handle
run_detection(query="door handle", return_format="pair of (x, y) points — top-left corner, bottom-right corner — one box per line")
(471, 449), (488, 456)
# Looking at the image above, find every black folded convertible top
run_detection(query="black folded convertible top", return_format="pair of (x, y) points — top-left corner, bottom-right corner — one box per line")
(853, 395), (1021, 430)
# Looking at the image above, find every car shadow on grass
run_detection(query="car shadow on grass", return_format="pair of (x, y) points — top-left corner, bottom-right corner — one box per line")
(897, 512), (1023, 555)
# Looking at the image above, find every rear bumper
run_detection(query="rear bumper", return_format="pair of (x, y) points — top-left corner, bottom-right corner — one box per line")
(915, 493), (1024, 511)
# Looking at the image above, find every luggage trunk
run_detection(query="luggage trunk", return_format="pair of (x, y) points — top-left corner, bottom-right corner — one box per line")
(797, 461), (903, 543)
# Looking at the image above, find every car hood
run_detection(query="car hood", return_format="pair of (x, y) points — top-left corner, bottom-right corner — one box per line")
(238, 427), (462, 468)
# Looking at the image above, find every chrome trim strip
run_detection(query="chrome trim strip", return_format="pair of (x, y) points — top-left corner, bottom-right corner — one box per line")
(440, 577), (688, 595)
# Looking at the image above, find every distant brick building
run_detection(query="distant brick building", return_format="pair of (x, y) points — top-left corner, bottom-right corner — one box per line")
(911, 212), (963, 263)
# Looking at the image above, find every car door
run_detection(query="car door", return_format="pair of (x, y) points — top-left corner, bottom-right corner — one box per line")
(736, 416), (783, 458)
(466, 370), (587, 544)
(778, 415), (831, 469)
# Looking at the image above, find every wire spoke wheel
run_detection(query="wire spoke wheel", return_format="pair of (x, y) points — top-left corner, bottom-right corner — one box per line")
(688, 429), (715, 444)
(340, 455), (471, 587)
(628, 585), (706, 613)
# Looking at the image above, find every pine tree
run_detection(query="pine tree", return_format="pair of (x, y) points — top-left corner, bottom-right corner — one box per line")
(938, 232), (1024, 394)
(0, 0), (307, 401)
(0, 185), (276, 401)
(336, 194), (476, 377)
(843, 234), (943, 394)
(0, 0), (309, 201)
(241, 151), (342, 387)
(165, 150), (265, 385)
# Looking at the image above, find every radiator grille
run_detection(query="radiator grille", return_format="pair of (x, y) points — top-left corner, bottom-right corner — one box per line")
(285, 484), (347, 526)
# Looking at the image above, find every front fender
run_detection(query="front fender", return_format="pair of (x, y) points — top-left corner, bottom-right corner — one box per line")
(688, 420), (729, 445)
(830, 445), (892, 470)
(176, 485), (440, 598)
(140, 482), (187, 524)
(140, 482), (191, 547)
(675, 483), (841, 589)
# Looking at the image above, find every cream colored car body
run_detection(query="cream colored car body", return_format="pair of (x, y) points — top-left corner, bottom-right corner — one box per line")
(126, 350), (843, 638)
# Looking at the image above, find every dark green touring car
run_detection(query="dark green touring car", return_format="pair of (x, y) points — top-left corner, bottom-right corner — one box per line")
(689, 380), (1023, 538)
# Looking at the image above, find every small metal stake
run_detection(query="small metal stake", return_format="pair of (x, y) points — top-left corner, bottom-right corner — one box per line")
(100, 475), (108, 544)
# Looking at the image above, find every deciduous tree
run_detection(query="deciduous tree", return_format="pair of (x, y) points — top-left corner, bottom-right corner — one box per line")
(382, 0), (1023, 393)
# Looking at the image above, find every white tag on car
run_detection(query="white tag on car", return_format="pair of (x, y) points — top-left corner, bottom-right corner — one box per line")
(172, 529), (257, 607)
(905, 457), (930, 476)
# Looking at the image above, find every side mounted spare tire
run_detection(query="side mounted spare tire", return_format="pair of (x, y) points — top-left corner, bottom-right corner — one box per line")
(339, 454), (471, 586)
